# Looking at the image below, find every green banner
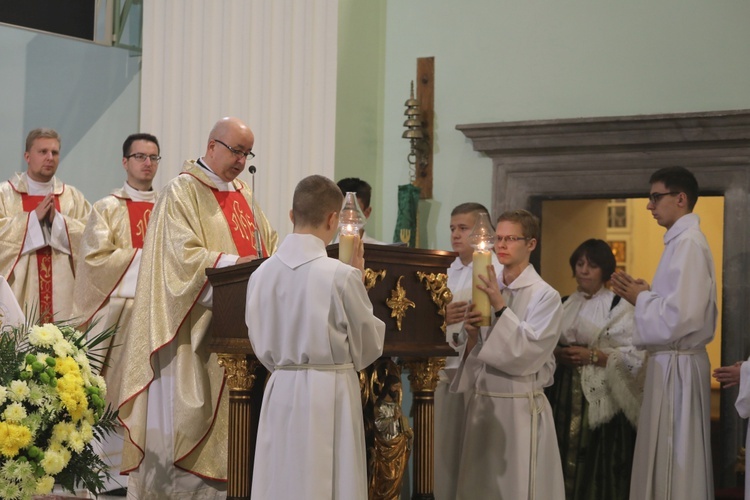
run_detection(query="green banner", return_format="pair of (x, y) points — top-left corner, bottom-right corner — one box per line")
(392, 184), (420, 247)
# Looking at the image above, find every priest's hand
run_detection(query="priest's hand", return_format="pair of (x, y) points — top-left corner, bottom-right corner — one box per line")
(611, 269), (650, 306)
(446, 300), (470, 326)
(714, 362), (743, 389)
(236, 255), (257, 265)
(35, 193), (55, 223)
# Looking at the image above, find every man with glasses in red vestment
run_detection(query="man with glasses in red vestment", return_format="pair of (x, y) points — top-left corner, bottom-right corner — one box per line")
(117, 117), (277, 499)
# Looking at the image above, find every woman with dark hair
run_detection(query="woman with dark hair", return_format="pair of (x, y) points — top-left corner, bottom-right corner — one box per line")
(547, 239), (646, 500)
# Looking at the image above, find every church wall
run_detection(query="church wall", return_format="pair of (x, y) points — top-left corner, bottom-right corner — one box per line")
(0, 24), (140, 202)
(343, 0), (750, 252)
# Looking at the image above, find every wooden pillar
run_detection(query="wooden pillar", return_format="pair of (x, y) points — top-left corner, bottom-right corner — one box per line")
(218, 354), (262, 500)
(403, 357), (445, 500)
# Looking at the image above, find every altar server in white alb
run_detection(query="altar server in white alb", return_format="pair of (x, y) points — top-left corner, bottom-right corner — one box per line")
(72, 133), (161, 494)
(714, 360), (750, 500)
(452, 209), (564, 500)
(246, 174), (385, 499)
(434, 202), (501, 500)
(612, 166), (717, 500)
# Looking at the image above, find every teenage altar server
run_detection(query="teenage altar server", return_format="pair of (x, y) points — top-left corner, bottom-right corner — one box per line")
(612, 166), (717, 500)
(452, 209), (564, 500)
(117, 117), (277, 499)
(435, 202), (501, 500)
(246, 174), (385, 499)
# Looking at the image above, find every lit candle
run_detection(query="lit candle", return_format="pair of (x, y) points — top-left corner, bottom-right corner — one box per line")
(472, 242), (492, 326)
(339, 225), (357, 264)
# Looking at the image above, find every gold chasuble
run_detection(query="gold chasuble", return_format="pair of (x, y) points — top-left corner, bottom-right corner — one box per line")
(72, 188), (155, 411)
(0, 173), (90, 322)
(117, 161), (277, 481)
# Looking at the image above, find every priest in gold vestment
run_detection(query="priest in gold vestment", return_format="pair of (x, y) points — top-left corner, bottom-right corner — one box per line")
(72, 133), (162, 494)
(117, 118), (278, 499)
(0, 128), (90, 323)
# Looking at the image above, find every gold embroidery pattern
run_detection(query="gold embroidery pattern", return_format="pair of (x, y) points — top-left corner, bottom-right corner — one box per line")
(37, 247), (53, 323)
(135, 208), (152, 238)
(230, 199), (255, 242)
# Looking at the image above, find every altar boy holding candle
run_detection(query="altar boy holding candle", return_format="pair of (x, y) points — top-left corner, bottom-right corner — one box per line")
(451, 209), (564, 500)
(245, 174), (385, 499)
(435, 202), (501, 500)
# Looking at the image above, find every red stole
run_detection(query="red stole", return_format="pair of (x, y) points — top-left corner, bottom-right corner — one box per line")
(125, 200), (154, 249)
(212, 190), (268, 258)
(21, 194), (61, 323)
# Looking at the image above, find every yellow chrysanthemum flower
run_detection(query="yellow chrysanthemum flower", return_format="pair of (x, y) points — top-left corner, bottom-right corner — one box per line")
(55, 357), (80, 377)
(2, 402), (27, 422)
(35, 476), (55, 495)
(57, 373), (88, 421)
(40, 448), (67, 475)
(51, 421), (75, 444)
(0, 422), (32, 457)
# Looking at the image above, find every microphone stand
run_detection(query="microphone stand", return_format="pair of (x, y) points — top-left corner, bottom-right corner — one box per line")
(248, 165), (264, 255)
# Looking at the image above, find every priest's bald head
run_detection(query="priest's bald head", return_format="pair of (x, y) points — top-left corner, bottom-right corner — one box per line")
(203, 117), (255, 182)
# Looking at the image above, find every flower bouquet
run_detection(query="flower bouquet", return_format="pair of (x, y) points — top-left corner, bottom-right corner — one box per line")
(0, 320), (118, 499)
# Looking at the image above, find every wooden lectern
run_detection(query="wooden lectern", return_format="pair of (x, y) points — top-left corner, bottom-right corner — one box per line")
(207, 244), (456, 500)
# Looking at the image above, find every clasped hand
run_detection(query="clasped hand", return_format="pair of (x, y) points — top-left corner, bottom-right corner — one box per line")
(35, 193), (56, 224)
(610, 269), (650, 306)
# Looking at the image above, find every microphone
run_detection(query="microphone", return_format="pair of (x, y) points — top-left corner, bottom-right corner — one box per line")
(248, 165), (263, 255)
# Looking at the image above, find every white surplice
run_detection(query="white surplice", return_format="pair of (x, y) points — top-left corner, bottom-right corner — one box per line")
(0, 274), (24, 329)
(245, 233), (385, 500)
(734, 360), (750, 500)
(629, 213), (717, 500)
(451, 264), (564, 500)
(434, 253), (501, 500)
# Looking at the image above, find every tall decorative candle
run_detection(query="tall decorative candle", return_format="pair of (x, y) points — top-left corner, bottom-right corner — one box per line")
(339, 228), (357, 264)
(472, 242), (492, 326)
(338, 192), (366, 264)
(468, 212), (497, 327)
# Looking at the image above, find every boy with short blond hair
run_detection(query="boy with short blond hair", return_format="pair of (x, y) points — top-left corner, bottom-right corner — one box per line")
(246, 174), (385, 499)
(452, 209), (564, 499)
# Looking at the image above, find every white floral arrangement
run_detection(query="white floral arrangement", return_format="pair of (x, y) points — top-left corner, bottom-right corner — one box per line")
(0, 321), (118, 500)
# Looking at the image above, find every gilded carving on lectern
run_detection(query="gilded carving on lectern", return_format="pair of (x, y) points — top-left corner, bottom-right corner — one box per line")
(218, 354), (260, 391)
(385, 276), (415, 331)
(363, 359), (413, 500)
(364, 268), (387, 291)
(416, 271), (451, 334)
(403, 357), (445, 392)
